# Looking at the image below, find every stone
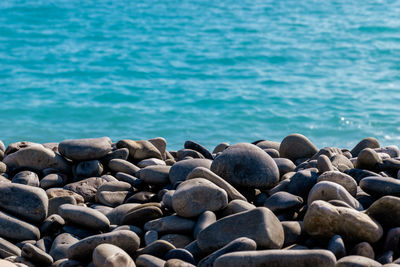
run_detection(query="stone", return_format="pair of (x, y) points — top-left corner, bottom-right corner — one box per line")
(279, 134), (318, 162)
(197, 207), (284, 253)
(164, 259), (195, 267)
(281, 221), (304, 247)
(317, 155), (335, 172)
(126, 191), (157, 203)
(64, 177), (107, 202)
(0, 210), (40, 241)
(336, 255), (381, 267)
(377, 250), (393, 265)
(351, 137), (380, 157)
(92, 243), (135, 267)
(160, 234), (193, 248)
(0, 259), (17, 267)
(220, 199), (256, 217)
(212, 143), (229, 154)
(177, 149), (205, 160)
(144, 215), (196, 235)
(59, 137), (112, 161)
(49, 233), (79, 261)
(328, 235), (346, 260)
(67, 230), (140, 261)
(317, 171), (357, 197)
(48, 196), (77, 215)
(194, 211), (216, 239)
(384, 227), (400, 257)
(186, 167), (246, 201)
(144, 230), (158, 246)
(112, 225), (143, 237)
(345, 168), (381, 183)
(0, 183), (48, 223)
(95, 181), (132, 207)
(137, 165), (171, 185)
(375, 146), (400, 158)
(46, 188), (84, 204)
(287, 170), (318, 199)
(0, 237), (21, 258)
(214, 249), (336, 267)
(273, 158), (296, 177)
(263, 192), (303, 213)
(366, 196), (400, 229)
(115, 172), (143, 187)
(304, 200), (383, 243)
(122, 206), (163, 226)
(307, 181), (363, 210)
(100, 148), (129, 164)
(40, 174), (65, 189)
(164, 249), (195, 265)
(136, 254), (165, 267)
(12, 171), (39, 187)
(108, 159), (140, 176)
(40, 214), (65, 237)
(172, 178), (228, 218)
(357, 148), (382, 170)
(351, 242), (375, 259)
(211, 143), (279, 189)
(360, 177), (400, 198)
(106, 203), (140, 225)
(3, 145), (70, 173)
(184, 140), (213, 160)
(135, 240), (176, 258)
(169, 159), (212, 185)
(21, 243), (53, 266)
(116, 140), (162, 161)
(58, 204), (110, 231)
(331, 154), (354, 172)
(264, 148), (280, 158)
(148, 137), (167, 160)
(74, 160), (103, 180)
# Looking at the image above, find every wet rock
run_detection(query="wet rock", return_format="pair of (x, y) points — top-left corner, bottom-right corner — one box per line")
(92, 243), (135, 267)
(279, 134), (318, 162)
(169, 159), (212, 185)
(58, 204), (110, 231)
(172, 178), (228, 218)
(59, 137), (112, 161)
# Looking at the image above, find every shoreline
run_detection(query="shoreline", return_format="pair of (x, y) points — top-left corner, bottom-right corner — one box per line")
(0, 134), (399, 266)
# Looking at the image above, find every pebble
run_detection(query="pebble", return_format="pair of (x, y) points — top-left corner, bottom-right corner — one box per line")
(136, 254), (165, 267)
(360, 176), (400, 198)
(0, 237), (22, 258)
(21, 243), (54, 266)
(0, 210), (40, 241)
(58, 204), (110, 231)
(116, 139), (162, 162)
(49, 233), (79, 261)
(281, 221), (304, 247)
(58, 137), (112, 161)
(336, 255), (381, 267)
(193, 211), (216, 239)
(122, 206), (163, 226)
(137, 165), (171, 185)
(351, 137), (380, 157)
(12, 171), (39, 187)
(135, 240), (176, 258)
(108, 159), (140, 176)
(169, 158), (212, 185)
(328, 235), (346, 259)
(317, 170), (357, 196)
(74, 160), (103, 180)
(64, 177), (108, 202)
(279, 133), (318, 162)
(366, 196), (400, 229)
(92, 243), (135, 267)
(263, 191), (303, 213)
(144, 215), (196, 235)
(40, 173), (65, 189)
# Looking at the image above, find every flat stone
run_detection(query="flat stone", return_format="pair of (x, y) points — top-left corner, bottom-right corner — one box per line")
(0, 210), (40, 241)
(263, 192), (303, 213)
(3, 145), (70, 173)
(46, 188), (84, 204)
(135, 240), (176, 258)
(197, 207), (284, 253)
(67, 230), (140, 261)
(58, 204), (110, 231)
(64, 177), (108, 202)
(108, 159), (140, 176)
(59, 137), (112, 161)
(279, 134), (318, 162)
(0, 237), (21, 258)
(40, 174), (65, 190)
(366, 196), (400, 229)
(336, 255), (381, 267)
(12, 171), (39, 187)
(144, 215), (196, 235)
(351, 137), (380, 157)
(169, 159), (212, 185)
(137, 165), (171, 185)
(211, 143), (279, 189)
(317, 171), (357, 197)
(21, 243), (53, 266)
(106, 203), (141, 225)
(122, 206), (163, 226)
(0, 183), (48, 223)
(214, 249), (336, 267)
(92, 243), (135, 267)
(172, 178), (228, 218)
(360, 176), (400, 198)
(116, 140), (162, 161)
(304, 200), (383, 243)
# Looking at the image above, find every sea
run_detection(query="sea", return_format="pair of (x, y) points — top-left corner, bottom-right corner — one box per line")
(1, 0), (400, 151)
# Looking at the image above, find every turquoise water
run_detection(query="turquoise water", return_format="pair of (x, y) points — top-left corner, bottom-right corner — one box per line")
(1, 0), (400, 150)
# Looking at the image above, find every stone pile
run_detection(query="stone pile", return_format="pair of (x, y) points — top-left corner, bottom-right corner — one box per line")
(0, 134), (399, 266)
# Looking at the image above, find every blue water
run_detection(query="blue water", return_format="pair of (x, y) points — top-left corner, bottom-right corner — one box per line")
(1, 0), (400, 150)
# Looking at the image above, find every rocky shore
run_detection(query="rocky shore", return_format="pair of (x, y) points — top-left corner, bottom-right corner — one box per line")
(0, 134), (399, 266)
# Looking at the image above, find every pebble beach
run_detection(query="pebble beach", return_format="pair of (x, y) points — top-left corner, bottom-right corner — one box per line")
(0, 134), (399, 266)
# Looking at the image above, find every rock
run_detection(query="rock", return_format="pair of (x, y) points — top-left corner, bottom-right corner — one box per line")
(164, 248), (195, 265)
(21, 243), (53, 266)
(106, 203), (140, 225)
(194, 211), (216, 239)
(48, 196), (77, 215)
(212, 143), (230, 154)
(273, 158), (296, 177)
(331, 154), (354, 172)
(366, 196), (400, 229)
(144, 215), (196, 235)
(40, 174), (65, 189)
(136, 254), (165, 267)
(287, 170), (318, 199)
(135, 240), (176, 258)
(211, 143), (279, 189)
(357, 148), (382, 170)
(67, 230), (140, 261)
(59, 137), (112, 161)
(137, 165), (171, 185)
(307, 181), (362, 211)
(160, 234), (193, 248)
(198, 237), (257, 267)
(0, 237), (21, 258)
(112, 225), (143, 237)
(58, 204), (110, 231)
(384, 227), (400, 257)
(108, 159), (140, 176)
(375, 146), (400, 158)
(96, 181), (132, 207)
(126, 191), (157, 203)
(351, 137), (380, 157)
(328, 235), (346, 259)
(116, 140), (162, 161)
(0, 162), (7, 173)
(256, 140), (280, 151)
(264, 148), (280, 158)
(169, 159), (212, 185)
(144, 230), (158, 246)
(220, 199), (255, 217)
(184, 140), (213, 160)
(317, 155), (335, 172)
(0, 210), (40, 241)
(281, 221), (304, 247)
(317, 171), (357, 197)
(304, 200), (383, 243)
(40, 214), (65, 237)
(115, 172), (143, 187)
(92, 244), (135, 267)
(197, 207), (284, 252)
(351, 242), (375, 259)
(360, 177), (400, 198)
(148, 137), (167, 160)
(46, 188), (84, 204)
(3, 145), (70, 173)
(279, 134), (318, 162)
(186, 167), (246, 201)
(48, 233), (79, 261)
(377, 250), (393, 264)
(100, 148), (129, 164)
(12, 171), (39, 187)
(172, 178), (228, 217)
(64, 177), (108, 202)
(263, 192), (303, 213)
(213, 249), (336, 267)
(336, 255), (381, 267)
(0, 259), (17, 267)
(164, 258), (195, 267)
(74, 160), (103, 180)
(122, 206), (163, 226)
(177, 149), (205, 160)
(0, 183), (48, 223)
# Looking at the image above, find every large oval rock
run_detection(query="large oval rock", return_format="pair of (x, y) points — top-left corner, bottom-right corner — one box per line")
(197, 207), (284, 253)
(3, 145), (70, 173)
(304, 200), (382, 243)
(169, 159), (212, 185)
(279, 134), (318, 162)
(67, 230), (140, 261)
(172, 178), (228, 218)
(59, 137), (112, 161)
(0, 210), (40, 241)
(214, 249), (336, 267)
(0, 183), (48, 223)
(58, 204), (110, 231)
(93, 243), (135, 267)
(360, 176), (400, 197)
(211, 143), (279, 189)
